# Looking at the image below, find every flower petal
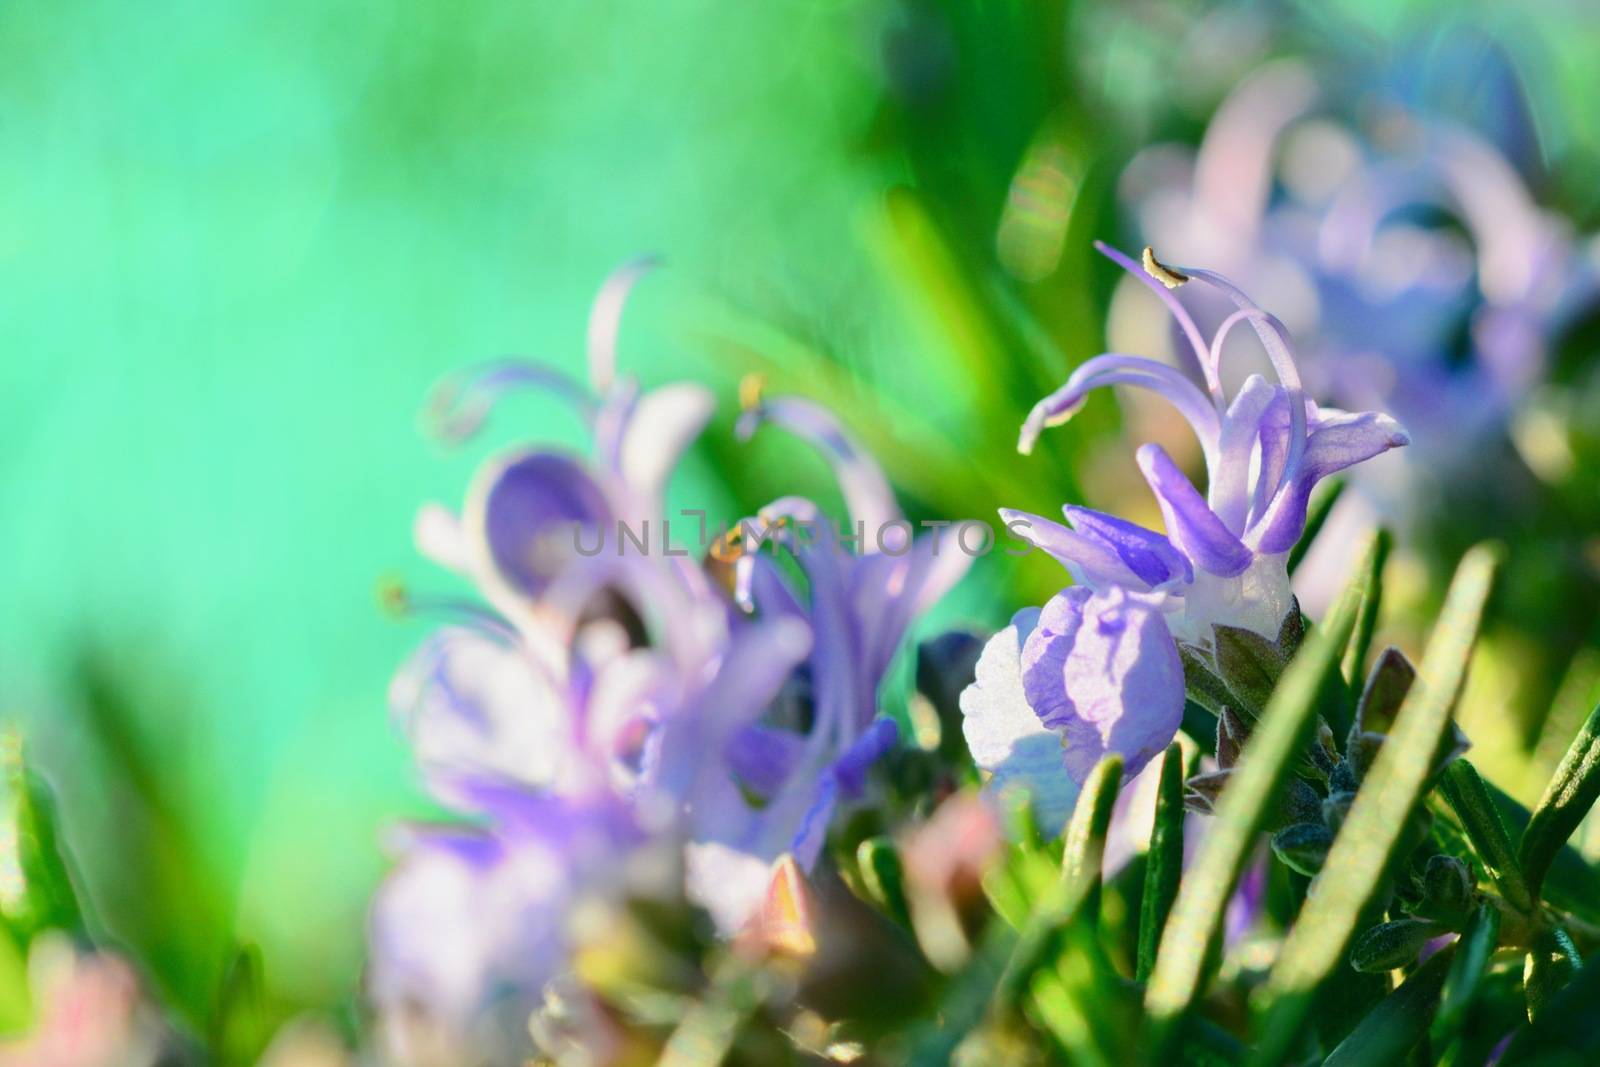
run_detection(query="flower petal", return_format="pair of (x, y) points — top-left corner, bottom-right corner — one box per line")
(1136, 443), (1253, 577)
(1000, 508), (1154, 590)
(1063, 505), (1192, 587)
(724, 725), (807, 801)
(1208, 375), (1281, 534)
(586, 256), (659, 393)
(1017, 353), (1221, 462)
(958, 608), (1079, 836)
(1020, 588), (1185, 783)
(1250, 406), (1411, 553)
(465, 450), (615, 601)
(617, 382), (715, 513)
(390, 629), (582, 807)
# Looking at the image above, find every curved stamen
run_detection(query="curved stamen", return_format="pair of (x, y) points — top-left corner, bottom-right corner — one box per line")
(587, 256), (661, 393)
(425, 360), (594, 444)
(1094, 241), (1221, 405)
(1018, 353), (1222, 471)
(1171, 267), (1308, 496)
(738, 394), (903, 538)
(379, 579), (521, 644)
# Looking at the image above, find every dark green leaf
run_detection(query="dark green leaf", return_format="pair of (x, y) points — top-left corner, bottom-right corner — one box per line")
(1323, 946), (1453, 1067)
(1181, 648), (1236, 719)
(1212, 624), (1288, 717)
(1440, 759), (1534, 914)
(1255, 544), (1499, 1066)
(1431, 903), (1501, 1049)
(1271, 822), (1334, 877)
(1352, 647), (1415, 738)
(856, 837), (911, 929)
(1524, 926), (1579, 1023)
(1519, 699), (1600, 904)
(211, 943), (271, 1066)
(1137, 744), (1184, 984)
(1339, 527), (1392, 691)
(0, 731), (85, 940)
(1145, 532), (1382, 1053)
(1500, 949), (1600, 1064)
(1349, 918), (1447, 974)
(1479, 780), (1600, 929)
(995, 755), (1122, 1012)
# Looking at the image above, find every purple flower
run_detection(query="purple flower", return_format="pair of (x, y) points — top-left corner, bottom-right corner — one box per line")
(962, 243), (1408, 830)
(371, 265), (968, 1054)
(1119, 55), (1598, 501)
(667, 392), (972, 931)
(371, 262), (810, 1059)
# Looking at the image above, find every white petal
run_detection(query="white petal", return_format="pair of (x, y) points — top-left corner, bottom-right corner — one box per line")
(414, 502), (468, 572)
(619, 382), (715, 511)
(958, 608), (1078, 836)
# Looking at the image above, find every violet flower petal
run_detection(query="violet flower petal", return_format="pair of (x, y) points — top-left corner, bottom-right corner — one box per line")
(1137, 443), (1254, 577)
(1021, 587), (1185, 783)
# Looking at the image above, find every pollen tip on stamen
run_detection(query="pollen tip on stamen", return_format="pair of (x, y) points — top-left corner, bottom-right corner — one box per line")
(1142, 246), (1189, 289)
(376, 576), (411, 618)
(738, 373), (767, 413)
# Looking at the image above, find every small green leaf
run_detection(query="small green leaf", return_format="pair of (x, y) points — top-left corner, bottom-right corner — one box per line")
(1030, 921), (1138, 1067)
(1288, 477), (1346, 576)
(1349, 918), (1447, 974)
(1416, 855), (1474, 925)
(1212, 624), (1287, 717)
(995, 755), (1122, 1012)
(1431, 903), (1500, 1049)
(0, 923), (30, 1036)
(1181, 647), (1236, 718)
(1339, 527), (1392, 691)
(1351, 647), (1414, 738)
(0, 731), (85, 940)
(1523, 926), (1579, 1023)
(1519, 699), (1600, 904)
(1478, 779), (1600, 929)
(1137, 744), (1185, 984)
(1271, 822), (1334, 877)
(1144, 532), (1382, 1053)
(1256, 544), (1499, 1066)
(1323, 946), (1454, 1067)
(1059, 755), (1123, 924)
(1499, 945), (1600, 1064)
(856, 837), (911, 929)
(211, 943), (272, 1067)
(1439, 759), (1533, 914)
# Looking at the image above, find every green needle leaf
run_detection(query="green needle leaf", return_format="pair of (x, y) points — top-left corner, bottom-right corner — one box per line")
(1288, 477), (1345, 576)
(0, 731), (85, 940)
(1323, 946), (1454, 1067)
(1255, 543), (1499, 1066)
(1439, 759), (1534, 914)
(1519, 699), (1600, 904)
(210, 943), (271, 1067)
(1523, 926), (1579, 1023)
(1143, 532), (1381, 1053)
(995, 754), (1121, 1012)
(856, 837), (912, 929)
(1340, 528), (1391, 692)
(1431, 903), (1501, 1049)
(1499, 947), (1600, 1064)
(1137, 744), (1185, 984)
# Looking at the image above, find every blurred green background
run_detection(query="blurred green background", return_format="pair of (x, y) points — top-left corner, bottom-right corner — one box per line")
(2, 0), (1598, 1030)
